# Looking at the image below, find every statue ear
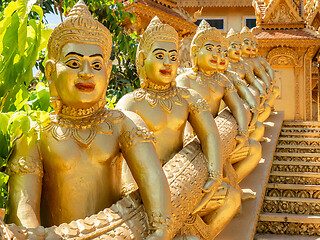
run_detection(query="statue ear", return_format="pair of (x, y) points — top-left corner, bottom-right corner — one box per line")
(106, 59), (112, 83)
(191, 46), (199, 58)
(45, 60), (56, 82)
(137, 50), (146, 68)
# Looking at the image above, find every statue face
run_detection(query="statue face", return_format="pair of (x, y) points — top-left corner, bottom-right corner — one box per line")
(241, 37), (253, 56)
(218, 46), (229, 71)
(228, 41), (242, 61)
(197, 40), (221, 73)
(144, 41), (178, 85)
(50, 42), (109, 108)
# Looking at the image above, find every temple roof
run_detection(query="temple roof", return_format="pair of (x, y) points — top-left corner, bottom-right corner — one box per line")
(124, 0), (197, 36)
(176, 0), (253, 8)
(256, 29), (319, 40)
(255, 28), (320, 47)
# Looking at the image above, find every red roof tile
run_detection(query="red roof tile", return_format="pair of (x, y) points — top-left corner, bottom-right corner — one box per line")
(125, 0), (185, 20)
(256, 29), (319, 40)
(176, 0), (252, 8)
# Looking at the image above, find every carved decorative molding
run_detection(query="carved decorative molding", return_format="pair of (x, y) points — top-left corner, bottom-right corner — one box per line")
(257, 221), (320, 235)
(267, 47), (298, 66)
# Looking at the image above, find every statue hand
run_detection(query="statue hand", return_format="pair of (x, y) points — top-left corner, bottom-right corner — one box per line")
(202, 177), (221, 193)
(231, 134), (247, 154)
(249, 108), (259, 126)
(192, 178), (221, 215)
(146, 229), (170, 240)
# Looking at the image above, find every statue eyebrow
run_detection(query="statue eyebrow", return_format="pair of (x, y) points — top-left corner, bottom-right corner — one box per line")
(65, 52), (84, 57)
(152, 48), (167, 52)
(169, 50), (177, 53)
(90, 54), (103, 58)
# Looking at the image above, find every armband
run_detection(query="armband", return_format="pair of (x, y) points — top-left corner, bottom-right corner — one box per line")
(149, 211), (173, 232)
(6, 156), (43, 178)
(189, 99), (209, 115)
(120, 127), (156, 153)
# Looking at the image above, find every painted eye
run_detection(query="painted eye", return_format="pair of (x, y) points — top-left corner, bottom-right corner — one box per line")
(206, 46), (213, 51)
(155, 53), (164, 59)
(92, 62), (102, 71)
(217, 48), (221, 53)
(170, 55), (177, 61)
(65, 59), (81, 69)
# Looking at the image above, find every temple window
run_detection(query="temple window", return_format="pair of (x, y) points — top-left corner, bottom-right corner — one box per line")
(195, 18), (225, 30)
(245, 18), (256, 29)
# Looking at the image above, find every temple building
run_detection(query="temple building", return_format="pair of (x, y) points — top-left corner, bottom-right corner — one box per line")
(123, 0), (320, 121)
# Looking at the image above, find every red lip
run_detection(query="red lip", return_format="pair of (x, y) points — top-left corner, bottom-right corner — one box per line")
(160, 69), (172, 76)
(75, 82), (95, 92)
(210, 59), (218, 63)
(220, 62), (226, 65)
(235, 52), (240, 55)
(247, 48), (251, 51)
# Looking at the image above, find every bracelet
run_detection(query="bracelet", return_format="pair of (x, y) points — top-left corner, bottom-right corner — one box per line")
(238, 129), (249, 138)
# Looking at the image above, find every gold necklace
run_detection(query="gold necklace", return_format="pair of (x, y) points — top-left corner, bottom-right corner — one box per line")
(133, 86), (190, 113)
(43, 108), (125, 147)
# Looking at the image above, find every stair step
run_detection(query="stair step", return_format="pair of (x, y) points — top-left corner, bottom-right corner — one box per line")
(272, 161), (320, 166)
(265, 186), (320, 199)
(271, 161), (320, 173)
(269, 172), (320, 185)
(276, 145), (320, 149)
(259, 212), (320, 223)
(281, 127), (320, 132)
(255, 234), (320, 240)
(278, 137), (320, 142)
(264, 196), (320, 203)
(280, 132), (320, 137)
(267, 183), (320, 191)
(274, 152), (320, 158)
(283, 121), (320, 127)
(274, 156), (320, 162)
(270, 172), (320, 178)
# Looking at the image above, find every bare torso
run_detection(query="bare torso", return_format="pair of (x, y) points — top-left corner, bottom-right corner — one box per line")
(117, 87), (190, 163)
(39, 109), (125, 226)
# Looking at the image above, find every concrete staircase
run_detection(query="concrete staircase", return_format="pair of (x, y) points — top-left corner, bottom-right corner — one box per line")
(255, 121), (320, 239)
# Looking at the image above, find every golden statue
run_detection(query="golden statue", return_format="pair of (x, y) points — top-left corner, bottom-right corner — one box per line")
(117, 17), (244, 239)
(218, 35), (265, 142)
(226, 28), (271, 123)
(117, 16), (222, 193)
(6, 2), (172, 239)
(176, 20), (261, 183)
(239, 26), (277, 109)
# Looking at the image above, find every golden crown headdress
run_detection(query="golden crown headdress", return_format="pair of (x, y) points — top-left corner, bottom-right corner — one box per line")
(137, 16), (178, 55)
(239, 26), (254, 42)
(221, 35), (229, 48)
(191, 20), (224, 47)
(48, 0), (112, 61)
(226, 28), (241, 43)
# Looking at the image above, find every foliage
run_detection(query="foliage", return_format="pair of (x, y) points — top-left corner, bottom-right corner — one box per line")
(0, 0), (52, 209)
(0, 0), (139, 210)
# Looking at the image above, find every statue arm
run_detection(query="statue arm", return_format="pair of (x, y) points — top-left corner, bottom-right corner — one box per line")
(187, 89), (222, 192)
(261, 57), (274, 82)
(7, 134), (42, 228)
(223, 89), (249, 134)
(119, 117), (171, 238)
(245, 66), (266, 97)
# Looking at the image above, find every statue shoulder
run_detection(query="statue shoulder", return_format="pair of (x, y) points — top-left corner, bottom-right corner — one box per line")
(217, 72), (237, 94)
(116, 91), (138, 112)
(225, 70), (247, 87)
(176, 69), (195, 88)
